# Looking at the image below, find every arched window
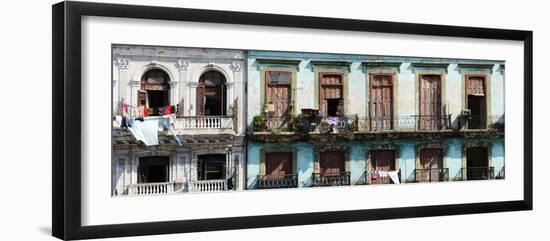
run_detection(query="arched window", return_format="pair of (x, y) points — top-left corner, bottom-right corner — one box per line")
(197, 71), (226, 116)
(140, 69), (170, 116)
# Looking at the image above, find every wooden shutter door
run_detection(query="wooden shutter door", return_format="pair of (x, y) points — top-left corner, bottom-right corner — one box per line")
(419, 148), (443, 182)
(266, 72), (291, 129)
(265, 152), (292, 177)
(370, 75), (393, 130)
(196, 85), (205, 116)
(319, 151), (345, 175)
(371, 150), (395, 184)
(420, 75), (442, 130)
(320, 74), (343, 116)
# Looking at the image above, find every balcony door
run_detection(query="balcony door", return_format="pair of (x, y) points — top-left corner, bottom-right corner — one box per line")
(466, 147), (490, 180)
(319, 73), (344, 117)
(370, 74), (394, 131)
(466, 75), (487, 129)
(140, 69), (170, 116)
(319, 150), (345, 175)
(197, 71), (226, 116)
(370, 150), (395, 184)
(419, 74), (442, 130)
(265, 71), (291, 128)
(138, 156), (169, 183)
(418, 148), (443, 182)
(265, 152), (293, 177)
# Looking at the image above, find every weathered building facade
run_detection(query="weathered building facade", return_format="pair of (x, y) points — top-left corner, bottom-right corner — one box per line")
(111, 45), (247, 196)
(246, 50), (505, 190)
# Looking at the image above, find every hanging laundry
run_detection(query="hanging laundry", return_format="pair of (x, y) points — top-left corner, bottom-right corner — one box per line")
(378, 170), (388, 177)
(139, 106), (145, 117)
(127, 118), (159, 146)
(388, 170), (400, 184)
(326, 116), (339, 125)
(164, 105), (171, 115)
(370, 172), (379, 180)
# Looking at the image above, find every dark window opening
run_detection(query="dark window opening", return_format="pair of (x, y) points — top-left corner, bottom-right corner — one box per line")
(140, 69), (170, 116)
(197, 71), (226, 116)
(197, 154), (226, 180)
(468, 96), (487, 129)
(138, 156), (169, 183)
(326, 98), (342, 117)
(466, 147), (491, 180)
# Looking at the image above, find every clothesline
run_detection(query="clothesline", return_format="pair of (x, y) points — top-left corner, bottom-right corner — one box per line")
(115, 114), (182, 146)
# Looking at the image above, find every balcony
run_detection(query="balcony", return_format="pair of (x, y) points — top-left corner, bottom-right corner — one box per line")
(128, 182), (174, 196)
(461, 167), (495, 180)
(368, 115), (452, 131)
(189, 179), (230, 192)
(460, 115), (505, 130)
(114, 115), (235, 136)
(360, 170), (400, 185)
(413, 168), (449, 182)
(312, 172), (351, 187)
(256, 174), (298, 189)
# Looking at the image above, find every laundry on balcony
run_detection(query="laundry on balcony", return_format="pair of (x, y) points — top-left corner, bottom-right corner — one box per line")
(388, 170), (400, 184)
(118, 114), (182, 146)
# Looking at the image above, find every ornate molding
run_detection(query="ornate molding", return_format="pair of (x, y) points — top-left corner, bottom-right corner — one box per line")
(169, 81), (178, 87)
(116, 58), (129, 69)
(175, 60), (189, 71)
(128, 80), (141, 87)
(231, 61), (242, 72)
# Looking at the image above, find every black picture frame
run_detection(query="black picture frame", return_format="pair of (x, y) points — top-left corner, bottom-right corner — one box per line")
(52, 1), (533, 240)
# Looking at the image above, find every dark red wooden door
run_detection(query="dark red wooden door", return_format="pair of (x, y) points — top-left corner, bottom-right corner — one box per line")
(319, 150), (345, 175)
(370, 75), (393, 130)
(265, 152), (293, 177)
(419, 148), (443, 182)
(370, 150), (395, 184)
(319, 74), (344, 117)
(266, 71), (291, 129)
(419, 75), (442, 130)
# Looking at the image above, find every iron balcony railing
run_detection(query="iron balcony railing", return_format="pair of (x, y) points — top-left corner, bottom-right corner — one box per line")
(461, 167), (495, 180)
(413, 168), (449, 182)
(256, 174), (298, 189)
(312, 172), (351, 187)
(369, 115), (452, 131)
(460, 114), (505, 130)
(496, 166), (505, 179)
(361, 170), (400, 185)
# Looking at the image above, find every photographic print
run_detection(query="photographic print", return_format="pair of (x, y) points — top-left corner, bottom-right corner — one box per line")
(111, 44), (505, 196)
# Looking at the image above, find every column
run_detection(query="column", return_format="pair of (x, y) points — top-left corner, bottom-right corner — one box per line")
(175, 60), (189, 116)
(115, 58), (129, 107)
(232, 61), (244, 133)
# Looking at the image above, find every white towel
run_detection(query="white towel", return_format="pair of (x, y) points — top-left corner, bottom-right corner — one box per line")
(127, 118), (159, 146)
(388, 170), (400, 184)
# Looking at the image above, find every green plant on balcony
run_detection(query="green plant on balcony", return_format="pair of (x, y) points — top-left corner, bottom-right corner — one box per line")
(252, 104), (267, 131)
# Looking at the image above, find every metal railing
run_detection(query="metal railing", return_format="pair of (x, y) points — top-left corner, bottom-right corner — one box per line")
(461, 167), (495, 180)
(189, 179), (228, 192)
(264, 116), (293, 130)
(413, 168), (449, 182)
(315, 115), (359, 133)
(461, 114), (505, 130)
(312, 172), (351, 187)
(369, 115), (452, 131)
(256, 174), (298, 189)
(362, 170), (400, 184)
(128, 182), (174, 196)
(496, 166), (505, 179)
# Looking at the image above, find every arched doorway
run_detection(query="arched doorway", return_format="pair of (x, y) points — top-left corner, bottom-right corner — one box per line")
(197, 71), (226, 116)
(140, 69), (170, 116)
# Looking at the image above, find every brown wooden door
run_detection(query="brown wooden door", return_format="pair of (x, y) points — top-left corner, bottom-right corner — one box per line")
(419, 75), (442, 130)
(319, 150), (345, 175)
(370, 150), (395, 184)
(319, 74), (344, 116)
(419, 148), (443, 182)
(196, 85), (205, 116)
(265, 152), (293, 177)
(370, 75), (393, 131)
(266, 71), (291, 128)
(466, 75), (487, 129)
(138, 90), (147, 107)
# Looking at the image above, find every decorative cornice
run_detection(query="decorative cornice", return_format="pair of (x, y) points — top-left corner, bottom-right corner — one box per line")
(169, 81), (178, 87)
(256, 58), (301, 71)
(175, 60), (189, 71)
(362, 61), (402, 68)
(411, 62), (450, 69)
(310, 60), (352, 71)
(115, 58), (129, 69)
(128, 80), (140, 87)
(187, 82), (199, 87)
(458, 63), (494, 69)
